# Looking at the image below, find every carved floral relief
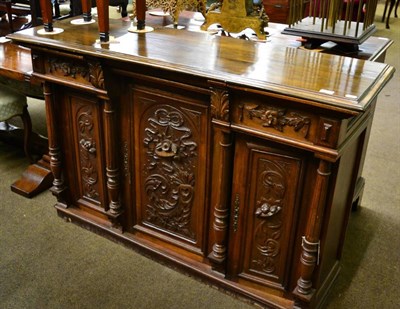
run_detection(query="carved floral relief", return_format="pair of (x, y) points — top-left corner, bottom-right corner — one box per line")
(48, 58), (105, 89)
(251, 158), (287, 276)
(77, 105), (100, 201)
(240, 103), (311, 138)
(48, 58), (89, 80)
(142, 106), (198, 240)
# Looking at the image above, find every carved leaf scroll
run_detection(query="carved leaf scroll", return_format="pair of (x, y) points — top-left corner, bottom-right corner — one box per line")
(211, 88), (229, 121)
(88, 62), (105, 89)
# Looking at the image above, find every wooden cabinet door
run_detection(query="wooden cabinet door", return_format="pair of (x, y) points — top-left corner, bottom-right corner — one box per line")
(131, 84), (210, 256)
(228, 136), (305, 290)
(58, 89), (108, 213)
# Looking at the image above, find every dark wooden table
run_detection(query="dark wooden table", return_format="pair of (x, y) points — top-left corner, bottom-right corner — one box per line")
(0, 39), (53, 198)
(0, 40), (32, 81)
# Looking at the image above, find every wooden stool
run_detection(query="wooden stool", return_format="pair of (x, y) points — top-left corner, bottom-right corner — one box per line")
(0, 86), (33, 162)
(382, 0), (399, 29)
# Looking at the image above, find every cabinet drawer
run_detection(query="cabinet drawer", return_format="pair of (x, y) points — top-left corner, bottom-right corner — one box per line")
(32, 51), (104, 91)
(231, 93), (341, 149)
(232, 94), (315, 143)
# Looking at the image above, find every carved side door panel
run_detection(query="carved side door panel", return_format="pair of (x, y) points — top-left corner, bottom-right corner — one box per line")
(228, 136), (305, 290)
(60, 90), (107, 212)
(132, 85), (209, 255)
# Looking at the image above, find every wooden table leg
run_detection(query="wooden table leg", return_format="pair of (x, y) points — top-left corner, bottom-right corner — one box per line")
(96, 0), (110, 42)
(0, 122), (53, 198)
(136, 0), (146, 30)
(82, 0), (92, 22)
(382, 0), (390, 22)
(39, 0), (54, 32)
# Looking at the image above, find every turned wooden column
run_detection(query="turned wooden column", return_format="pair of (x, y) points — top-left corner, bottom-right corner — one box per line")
(39, 0), (53, 31)
(294, 159), (331, 299)
(43, 82), (66, 200)
(208, 83), (232, 272)
(103, 98), (123, 222)
(87, 60), (122, 225)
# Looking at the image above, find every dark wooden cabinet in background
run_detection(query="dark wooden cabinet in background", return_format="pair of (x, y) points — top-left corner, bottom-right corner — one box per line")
(264, 0), (291, 23)
(263, 0), (309, 23)
(8, 18), (394, 309)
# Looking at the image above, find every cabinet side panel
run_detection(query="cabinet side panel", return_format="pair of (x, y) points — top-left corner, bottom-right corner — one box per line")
(317, 129), (362, 286)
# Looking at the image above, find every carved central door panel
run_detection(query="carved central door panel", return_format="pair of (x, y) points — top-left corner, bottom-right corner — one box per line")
(228, 136), (305, 290)
(132, 85), (209, 255)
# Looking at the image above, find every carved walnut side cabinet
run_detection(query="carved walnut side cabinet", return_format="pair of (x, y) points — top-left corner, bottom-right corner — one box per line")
(8, 18), (394, 309)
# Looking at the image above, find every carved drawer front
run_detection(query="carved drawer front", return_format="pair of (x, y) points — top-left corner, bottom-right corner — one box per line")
(63, 93), (107, 212)
(132, 85), (209, 255)
(232, 93), (317, 145)
(228, 136), (304, 289)
(39, 54), (104, 89)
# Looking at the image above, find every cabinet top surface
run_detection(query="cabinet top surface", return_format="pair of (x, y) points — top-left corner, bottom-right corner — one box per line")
(8, 18), (394, 112)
